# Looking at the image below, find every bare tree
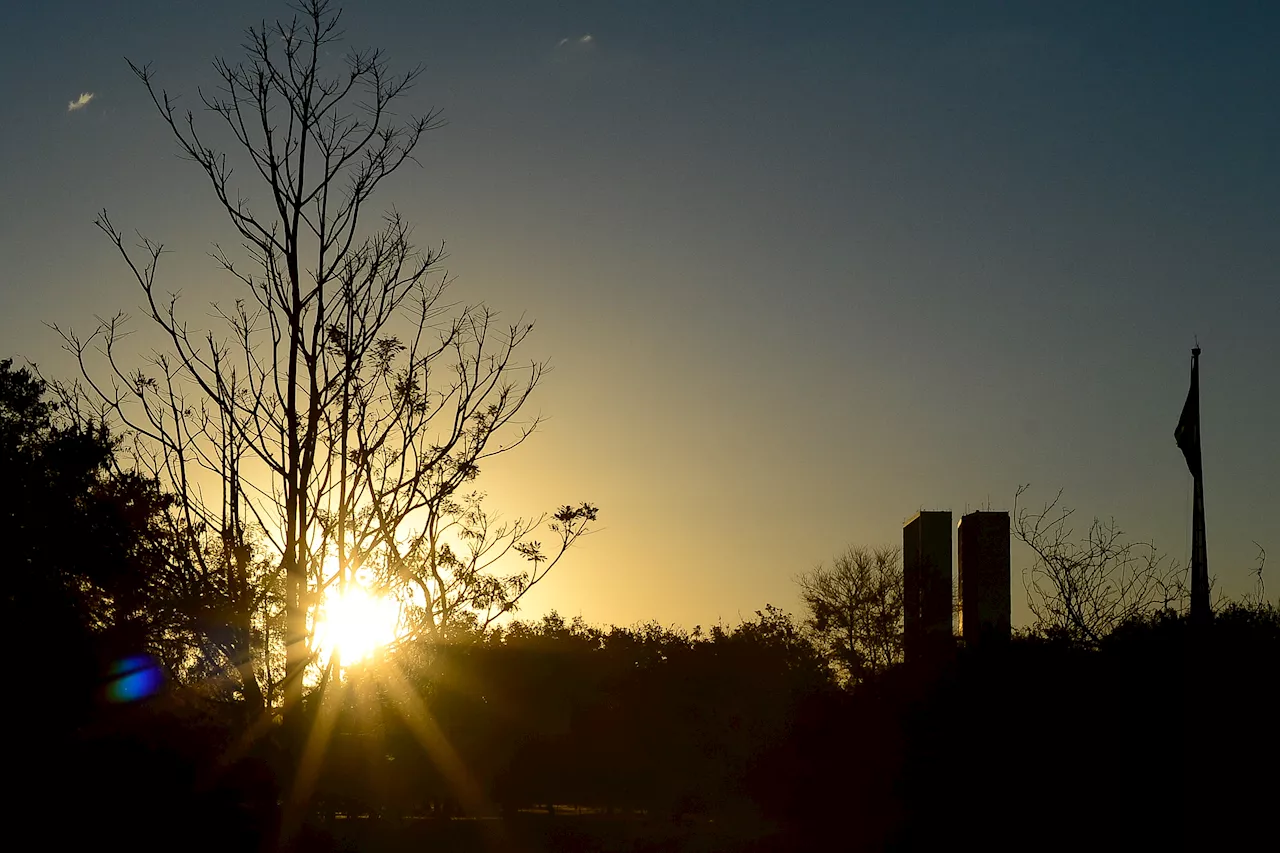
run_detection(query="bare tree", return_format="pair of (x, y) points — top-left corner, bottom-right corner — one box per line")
(56, 0), (594, 720)
(797, 545), (903, 686)
(1014, 485), (1184, 646)
(1242, 542), (1267, 608)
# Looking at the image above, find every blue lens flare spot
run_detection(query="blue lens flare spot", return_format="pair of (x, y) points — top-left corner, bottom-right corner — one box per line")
(106, 655), (164, 703)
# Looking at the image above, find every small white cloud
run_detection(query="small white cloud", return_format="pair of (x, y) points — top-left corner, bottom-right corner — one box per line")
(555, 34), (597, 57)
(67, 92), (95, 112)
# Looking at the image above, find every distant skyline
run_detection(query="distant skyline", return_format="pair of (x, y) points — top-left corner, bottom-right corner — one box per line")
(3, 1), (1278, 629)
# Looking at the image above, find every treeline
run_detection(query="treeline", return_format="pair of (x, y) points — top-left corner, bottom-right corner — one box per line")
(5, 354), (1277, 851)
(23, 604), (1279, 851)
(311, 606), (1278, 849)
(316, 609), (830, 823)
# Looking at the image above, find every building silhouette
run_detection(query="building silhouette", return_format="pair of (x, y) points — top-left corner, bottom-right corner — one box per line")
(957, 511), (1011, 645)
(903, 511), (953, 663)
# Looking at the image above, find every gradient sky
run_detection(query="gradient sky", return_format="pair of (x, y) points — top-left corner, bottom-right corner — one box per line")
(3, 1), (1278, 630)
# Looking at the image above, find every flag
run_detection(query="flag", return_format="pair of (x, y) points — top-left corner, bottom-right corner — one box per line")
(1175, 349), (1201, 478)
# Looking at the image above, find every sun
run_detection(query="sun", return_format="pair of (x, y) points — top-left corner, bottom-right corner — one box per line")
(314, 584), (400, 666)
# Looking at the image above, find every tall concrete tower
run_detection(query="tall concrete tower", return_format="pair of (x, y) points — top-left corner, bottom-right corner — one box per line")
(903, 511), (953, 663)
(957, 511), (1011, 645)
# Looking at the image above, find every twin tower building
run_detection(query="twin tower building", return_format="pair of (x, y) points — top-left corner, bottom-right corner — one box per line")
(903, 510), (1010, 662)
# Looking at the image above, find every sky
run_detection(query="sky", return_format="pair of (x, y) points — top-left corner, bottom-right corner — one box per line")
(2, 1), (1278, 631)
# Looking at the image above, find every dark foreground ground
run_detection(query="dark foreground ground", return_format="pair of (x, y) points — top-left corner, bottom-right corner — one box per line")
(290, 813), (792, 853)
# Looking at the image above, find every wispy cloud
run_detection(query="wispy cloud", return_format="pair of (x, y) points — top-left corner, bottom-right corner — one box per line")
(555, 34), (597, 56)
(67, 92), (95, 112)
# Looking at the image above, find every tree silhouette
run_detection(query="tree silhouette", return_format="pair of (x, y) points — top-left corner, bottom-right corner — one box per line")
(797, 545), (904, 685)
(1014, 485), (1184, 646)
(1, 358), (104, 718)
(0, 360), (188, 717)
(57, 0), (593, 721)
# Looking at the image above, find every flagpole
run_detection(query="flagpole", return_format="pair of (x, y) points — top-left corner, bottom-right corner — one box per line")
(1180, 345), (1210, 627)
(1191, 461), (1209, 625)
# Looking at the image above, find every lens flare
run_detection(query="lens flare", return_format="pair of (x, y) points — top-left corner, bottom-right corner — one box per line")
(105, 655), (164, 702)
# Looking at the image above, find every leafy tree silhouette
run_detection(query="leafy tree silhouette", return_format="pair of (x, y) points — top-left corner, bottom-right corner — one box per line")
(2, 361), (275, 848)
(1, 359), (103, 723)
(797, 545), (904, 685)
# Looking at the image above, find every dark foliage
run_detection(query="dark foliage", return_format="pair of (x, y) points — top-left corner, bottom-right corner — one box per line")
(1, 361), (269, 848)
(1, 360), (171, 722)
(311, 608), (835, 830)
(281, 606), (1275, 851)
(797, 545), (904, 685)
(892, 605), (1278, 851)
(5, 356), (1276, 850)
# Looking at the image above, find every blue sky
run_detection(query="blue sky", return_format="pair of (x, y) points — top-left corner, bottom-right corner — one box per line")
(2, 1), (1277, 628)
